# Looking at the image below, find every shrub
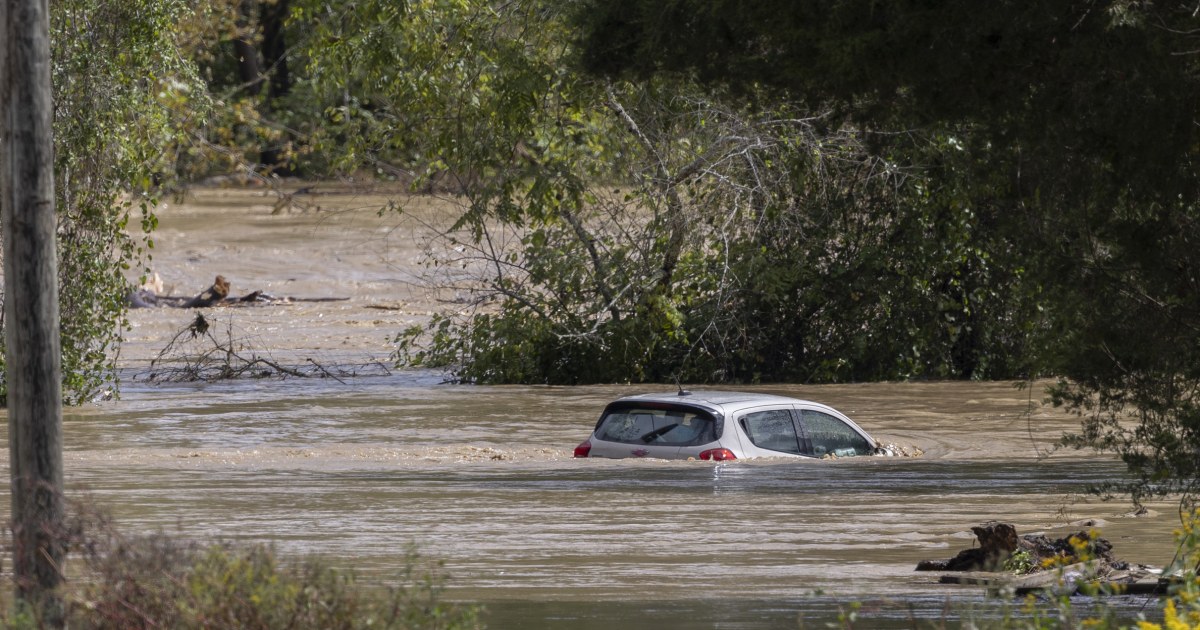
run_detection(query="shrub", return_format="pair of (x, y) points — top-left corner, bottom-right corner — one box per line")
(70, 542), (480, 630)
(1, 501), (479, 629)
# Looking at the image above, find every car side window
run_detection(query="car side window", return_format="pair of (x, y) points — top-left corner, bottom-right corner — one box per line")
(800, 410), (872, 457)
(740, 409), (802, 454)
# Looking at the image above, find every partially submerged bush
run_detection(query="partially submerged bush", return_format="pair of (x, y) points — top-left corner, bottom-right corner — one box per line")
(1, 500), (479, 629)
(73, 544), (478, 630)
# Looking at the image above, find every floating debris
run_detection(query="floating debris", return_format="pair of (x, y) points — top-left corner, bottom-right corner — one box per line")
(136, 313), (390, 383)
(917, 521), (1167, 596)
(873, 442), (924, 457)
(129, 274), (350, 308)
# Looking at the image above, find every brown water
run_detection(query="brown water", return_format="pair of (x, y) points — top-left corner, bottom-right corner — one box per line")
(2, 187), (1184, 627)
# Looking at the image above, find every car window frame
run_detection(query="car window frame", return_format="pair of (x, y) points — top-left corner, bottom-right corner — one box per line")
(794, 405), (874, 457)
(734, 403), (875, 458)
(735, 405), (806, 456)
(592, 401), (722, 447)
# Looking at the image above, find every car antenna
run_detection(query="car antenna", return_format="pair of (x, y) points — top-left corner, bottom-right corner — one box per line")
(674, 374), (691, 396)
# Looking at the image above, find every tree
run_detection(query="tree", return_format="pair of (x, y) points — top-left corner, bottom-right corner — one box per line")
(2, 0), (65, 621)
(229, 0), (294, 173)
(575, 0), (1200, 505)
(291, 0), (1038, 384)
(2, 0), (203, 617)
(173, 0), (299, 179)
(1, 0), (206, 406)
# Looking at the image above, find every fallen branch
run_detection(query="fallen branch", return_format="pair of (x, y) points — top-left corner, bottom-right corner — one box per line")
(136, 313), (390, 383)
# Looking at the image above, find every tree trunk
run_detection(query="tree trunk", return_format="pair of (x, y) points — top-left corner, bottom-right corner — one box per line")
(1, 0), (66, 625)
(260, 0), (290, 102)
(233, 40), (263, 95)
(233, 0), (295, 174)
(233, 0), (263, 95)
(259, 0), (294, 175)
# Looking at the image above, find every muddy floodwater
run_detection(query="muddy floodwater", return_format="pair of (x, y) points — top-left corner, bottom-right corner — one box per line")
(0, 186), (1184, 627)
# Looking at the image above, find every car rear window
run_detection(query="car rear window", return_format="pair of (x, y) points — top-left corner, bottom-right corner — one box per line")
(595, 406), (716, 446)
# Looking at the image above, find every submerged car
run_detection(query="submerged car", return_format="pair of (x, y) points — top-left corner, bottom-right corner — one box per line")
(573, 390), (879, 461)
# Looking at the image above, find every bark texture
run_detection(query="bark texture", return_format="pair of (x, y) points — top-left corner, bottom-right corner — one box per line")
(2, 0), (66, 623)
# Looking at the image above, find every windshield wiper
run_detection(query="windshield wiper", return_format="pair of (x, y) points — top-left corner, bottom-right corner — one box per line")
(639, 425), (678, 443)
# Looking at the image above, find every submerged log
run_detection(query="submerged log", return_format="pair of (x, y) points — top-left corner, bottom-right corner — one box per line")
(936, 561), (1168, 597)
(917, 522), (1114, 573)
(181, 275), (230, 308)
(127, 275), (350, 308)
(917, 521), (1161, 596)
(972, 522), (1019, 557)
(937, 561), (1093, 588)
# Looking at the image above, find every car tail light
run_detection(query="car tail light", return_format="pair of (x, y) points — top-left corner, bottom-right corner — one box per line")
(699, 448), (736, 461)
(573, 440), (592, 458)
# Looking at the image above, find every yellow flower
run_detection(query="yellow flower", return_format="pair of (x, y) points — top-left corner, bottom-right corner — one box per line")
(1137, 599), (1200, 630)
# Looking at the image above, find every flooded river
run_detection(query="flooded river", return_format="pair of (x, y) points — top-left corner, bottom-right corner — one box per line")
(1, 187), (1185, 627)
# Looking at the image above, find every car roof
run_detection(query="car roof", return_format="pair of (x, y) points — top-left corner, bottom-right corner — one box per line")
(600, 389), (875, 445)
(612, 390), (817, 410)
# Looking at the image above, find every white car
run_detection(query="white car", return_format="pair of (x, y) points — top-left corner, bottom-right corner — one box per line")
(573, 390), (879, 461)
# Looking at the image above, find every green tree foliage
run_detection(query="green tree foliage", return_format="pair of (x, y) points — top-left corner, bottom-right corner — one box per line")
(173, 0), (300, 178)
(713, 128), (1042, 383)
(576, 0), (1200, 503)
(1, 0), (206, 405)
(295, 0), (1041, 384)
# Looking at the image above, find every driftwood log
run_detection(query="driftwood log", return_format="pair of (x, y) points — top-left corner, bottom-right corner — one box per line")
(917, 521), (1168, 596)
(916, 521), (1123, 573)
(128, 274), (349, 308)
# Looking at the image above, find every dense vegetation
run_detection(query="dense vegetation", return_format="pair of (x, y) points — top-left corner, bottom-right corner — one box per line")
(5, 1), (1200, 626)
(276, 1), (1042, 385)
(3, 0), (1200, 506)
(572, 0), (1200, 505)
(205, 0), (1200, 506)
(0, 0), (202, 405)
